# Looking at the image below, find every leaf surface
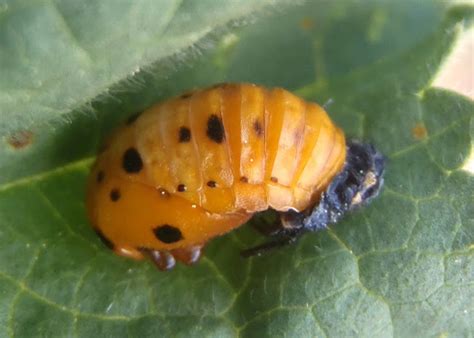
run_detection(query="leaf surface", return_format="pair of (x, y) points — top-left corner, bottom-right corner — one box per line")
(0, 1), (473, 337)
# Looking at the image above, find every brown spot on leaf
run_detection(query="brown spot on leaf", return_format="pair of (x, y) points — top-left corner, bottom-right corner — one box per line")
(299, 17), (314, 30)
(412, 123), (428, 140)
(6, 130), (34, 149)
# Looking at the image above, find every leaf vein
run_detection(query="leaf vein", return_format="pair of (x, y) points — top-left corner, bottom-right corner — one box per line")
(32, 185), (99, 252)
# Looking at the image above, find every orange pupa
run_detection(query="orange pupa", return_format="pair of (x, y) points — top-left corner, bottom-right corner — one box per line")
(86, 83), (385, 270)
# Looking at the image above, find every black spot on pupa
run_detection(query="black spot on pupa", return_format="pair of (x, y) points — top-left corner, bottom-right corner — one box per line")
(122, 147), (143, 173)
(206, 114), (225, 143)
(110, 188), (121, 201)
(153, 224), (183, 244)
(240, 176), (249, 183)
(207, 180), (217, 188)
(177, 184), (187, 192)
(96, 171), (105, 183)
(126, 112), (141, 125)
(178, 127), (191, 143)
(95, 229), (114, 250)
(253, 120), (263, 137)
(270, 177), (279, 183)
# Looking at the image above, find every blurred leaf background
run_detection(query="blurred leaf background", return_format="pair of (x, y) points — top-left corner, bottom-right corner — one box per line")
(0, 1), (473, 337)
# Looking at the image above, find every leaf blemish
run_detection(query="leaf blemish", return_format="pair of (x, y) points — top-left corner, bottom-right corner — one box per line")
(6, 130), (34, 150)
(411, 123), (428, 140)
(299, 17), (314, 30)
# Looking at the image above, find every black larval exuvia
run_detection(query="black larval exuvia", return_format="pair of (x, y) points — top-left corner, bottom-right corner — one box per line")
(241, 140), (385, 257)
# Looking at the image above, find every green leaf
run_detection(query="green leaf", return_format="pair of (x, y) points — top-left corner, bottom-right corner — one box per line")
(0, 0), (291, 133)
(1, 1), (473, 337)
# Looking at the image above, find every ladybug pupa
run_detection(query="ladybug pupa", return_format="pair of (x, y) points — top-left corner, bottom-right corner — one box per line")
(86, 83), (385, 270)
